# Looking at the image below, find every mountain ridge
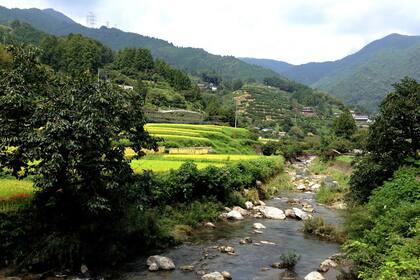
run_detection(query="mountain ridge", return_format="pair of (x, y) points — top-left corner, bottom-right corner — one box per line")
(0, 5), (285, 82)
(244, 33), (420, 112)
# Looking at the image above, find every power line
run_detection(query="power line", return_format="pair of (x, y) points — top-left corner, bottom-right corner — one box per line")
(86, 12), (96, 28)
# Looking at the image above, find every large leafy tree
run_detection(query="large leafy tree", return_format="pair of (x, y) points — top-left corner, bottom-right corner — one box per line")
(40, 33), (113, 74)
(348, 77), (420, 203)
(333, 110), (356, 139)
(0, 45), (157, 266)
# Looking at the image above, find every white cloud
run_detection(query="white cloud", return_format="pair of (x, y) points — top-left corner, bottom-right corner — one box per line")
(1, 0), (420, 64)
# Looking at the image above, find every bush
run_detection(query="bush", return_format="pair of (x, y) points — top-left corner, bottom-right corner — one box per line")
(344, 167), (420, 279)
(303, 216), (346, 243)
(279, 251), (300, 269)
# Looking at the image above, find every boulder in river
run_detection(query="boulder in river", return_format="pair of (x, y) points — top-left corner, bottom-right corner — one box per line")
(253, 222), (266, 229)
(319, 258), (337, 272)
(204, 222), (216, 228)
(232, 206), (249, 216)
(218, 245), (235, 254)
(221, 271), (232, 279)
(239, 237), (252, 244)
(293, 207), (311, 220)
(146, 255), (175, 271)
(201, 271), (224, 280)
(180, 265), (194, 272)
(304, 271), (326, 280)
(285, 209), (296, 218)
(227, 210), (243, 220)
(258, 206), (286, 219)
(296, 184), (307, 191)
(302, 204), (314, 213)
(311, 183), (321, 191)
(245, 201), (254, 210)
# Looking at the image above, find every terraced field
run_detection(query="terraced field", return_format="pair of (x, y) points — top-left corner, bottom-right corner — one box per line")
(145, 123), (257, 154)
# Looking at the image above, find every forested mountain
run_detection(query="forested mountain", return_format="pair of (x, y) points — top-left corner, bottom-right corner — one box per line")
(0, 6), (284, 82)
(243, 34), (420, 112)
(239, 57), (295, 73)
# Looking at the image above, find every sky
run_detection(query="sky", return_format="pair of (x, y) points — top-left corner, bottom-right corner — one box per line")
(1, 0), (420, 64)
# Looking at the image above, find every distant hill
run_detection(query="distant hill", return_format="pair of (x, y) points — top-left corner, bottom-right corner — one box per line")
(239, 57), (294, 73)
(244, 33), (420, 112)
(0, 6), (285, 82)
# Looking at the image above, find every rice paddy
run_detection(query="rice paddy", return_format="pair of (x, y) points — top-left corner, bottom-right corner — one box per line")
(145, 123), (257, 154)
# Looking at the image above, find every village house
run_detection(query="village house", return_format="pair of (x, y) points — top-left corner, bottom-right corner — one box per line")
(301, 107), (315, 117)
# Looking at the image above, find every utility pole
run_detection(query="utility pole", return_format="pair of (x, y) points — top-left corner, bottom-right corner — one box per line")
(234, 98), (238, 128)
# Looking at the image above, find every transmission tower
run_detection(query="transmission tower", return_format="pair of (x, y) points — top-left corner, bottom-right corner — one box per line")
(86, 12), (96, 28)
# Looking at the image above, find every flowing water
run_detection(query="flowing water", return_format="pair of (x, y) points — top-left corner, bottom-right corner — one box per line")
(117, 191), (343, 280)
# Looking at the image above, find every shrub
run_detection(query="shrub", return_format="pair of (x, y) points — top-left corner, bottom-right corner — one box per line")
(303, 216), (346, 243)
(344, 167), (420, 279)
(279, 251), (300, 269)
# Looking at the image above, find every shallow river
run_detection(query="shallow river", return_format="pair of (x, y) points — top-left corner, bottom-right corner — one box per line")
(117, 191), (343, 280)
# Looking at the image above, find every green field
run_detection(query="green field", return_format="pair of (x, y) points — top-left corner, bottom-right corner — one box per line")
(0, 154), (268, 203)
(145, 123), (257, 154)
(131, 154), (265, 173)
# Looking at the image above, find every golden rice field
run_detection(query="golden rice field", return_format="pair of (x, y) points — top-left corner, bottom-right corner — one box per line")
(144, 123), (257, 154)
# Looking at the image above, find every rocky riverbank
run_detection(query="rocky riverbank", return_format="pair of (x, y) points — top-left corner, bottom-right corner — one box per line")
(117, 157), (354, 280)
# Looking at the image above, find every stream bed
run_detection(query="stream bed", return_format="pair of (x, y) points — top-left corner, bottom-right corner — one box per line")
(117, 191), (343, 280)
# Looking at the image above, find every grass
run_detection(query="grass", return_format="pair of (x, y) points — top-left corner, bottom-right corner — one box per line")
(0, 177), (34, 199)
(262, 172), (293, 198)
(131, 154), (266, 173)
(336, 155), (354, 163)
(131, 159), (225, 173)
(309, 158), (351, 205)
(0, 177), (34, 213)
(303, 216), (347, 243)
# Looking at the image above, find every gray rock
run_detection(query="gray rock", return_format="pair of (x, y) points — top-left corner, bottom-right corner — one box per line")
(227, 210), (244, 220)
(319, 259), (337, 272)
(80, 264), (88, 274)
(221, 271), (232, 279)
(148, 263), (159, 271)
(204, 222), (216, 228)
(293, 207), (311, 220)
(304, 271), (326, 280)
(232, 206), (249, 216)
(147, 255), (175, 271)
(239, 237), (253, 244)
(258, 206), (286, 220)
(180, 265), (194, 272)
(202, 271), (224, 280)
(252, 222), (266, 229)
(285, 209), (296, 218)
(218, 245), (235, 254)
(245, 201), (254, 210)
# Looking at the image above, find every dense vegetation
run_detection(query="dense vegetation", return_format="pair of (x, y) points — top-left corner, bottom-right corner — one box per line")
(348, 77), (419, 203)
(0, 6), (283, 83)
(0, 45), (285, 270)
(342, 77), (419, 279)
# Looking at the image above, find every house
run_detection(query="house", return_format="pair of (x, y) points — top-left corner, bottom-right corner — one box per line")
(211, 86), (218, 92)
(352, 114), (371, 127)
(118, 85), (134, 91)
(353, 115), (369, 122)
(301, 107), (315, 117)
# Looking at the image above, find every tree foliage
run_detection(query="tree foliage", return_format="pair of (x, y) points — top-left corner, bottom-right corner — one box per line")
(333, 111), (356, 139)
(40, 33), (113, 74)
(0, 45), (157, 266)
(348, 77), (420, 203)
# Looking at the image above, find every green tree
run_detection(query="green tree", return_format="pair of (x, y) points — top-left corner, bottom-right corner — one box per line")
(0, 45), (157, 266)
(348, 77), (420, 203)
(333, 111), (356, 139)
(40, 33), (113, 74)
